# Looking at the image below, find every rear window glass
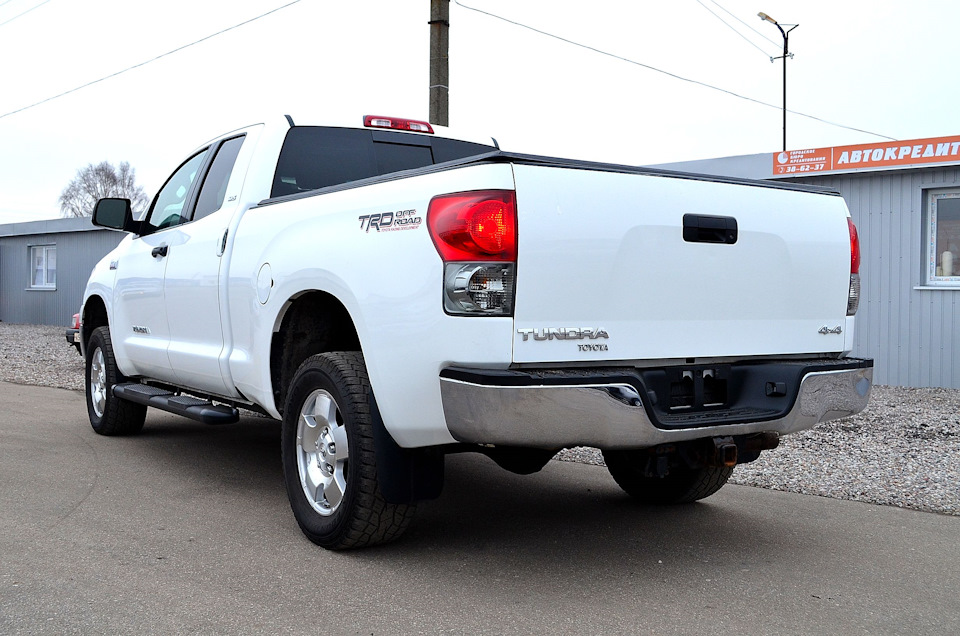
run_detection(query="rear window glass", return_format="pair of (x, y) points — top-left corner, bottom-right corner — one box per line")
(271, 127), (494, 198)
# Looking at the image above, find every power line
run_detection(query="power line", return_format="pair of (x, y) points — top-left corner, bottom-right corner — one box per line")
(709, 0), (781, 48)
(0, 0), (301, 120)
(694, 0), (773, 59)
(452, 0), (896, 142)
(0, 0), (51, 29)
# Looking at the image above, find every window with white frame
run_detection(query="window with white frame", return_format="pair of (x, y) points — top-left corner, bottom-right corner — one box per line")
(30, 245), (56, 289)
(927, 192), (960, 286)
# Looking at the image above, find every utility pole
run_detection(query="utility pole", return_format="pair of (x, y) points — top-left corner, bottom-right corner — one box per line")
(429, 0), (450, 126)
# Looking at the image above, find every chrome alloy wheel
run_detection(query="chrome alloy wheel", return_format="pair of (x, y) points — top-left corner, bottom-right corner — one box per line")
(296, 389), (350, 516)
(90, 346), (107, 418)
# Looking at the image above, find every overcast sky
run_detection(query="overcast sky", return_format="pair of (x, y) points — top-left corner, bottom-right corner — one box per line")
(1, 0), (957, 224)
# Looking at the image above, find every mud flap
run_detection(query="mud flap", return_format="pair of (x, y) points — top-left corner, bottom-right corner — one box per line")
(368, 391), (445, 504)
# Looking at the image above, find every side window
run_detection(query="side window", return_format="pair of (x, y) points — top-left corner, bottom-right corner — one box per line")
(272, 128), (377, 197)
(194, 136), (245, 221)
(29, 245), (56, 289)
(927, 191), (960, 285)
(146, 150), (208, 231)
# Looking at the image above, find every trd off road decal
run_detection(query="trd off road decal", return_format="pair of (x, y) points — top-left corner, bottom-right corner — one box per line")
(358, 209), (422, 232)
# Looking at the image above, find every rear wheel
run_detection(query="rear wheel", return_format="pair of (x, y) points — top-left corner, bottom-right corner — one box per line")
(281, 352), (415, 549)
(85, 326), (146, 436)
(602, 449), (733, 504)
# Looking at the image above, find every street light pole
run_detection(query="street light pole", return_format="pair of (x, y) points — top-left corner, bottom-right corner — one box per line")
(758, 12), (797, 152)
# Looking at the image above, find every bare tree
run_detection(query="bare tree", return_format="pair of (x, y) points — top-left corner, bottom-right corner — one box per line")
(59, 161), (149, 218)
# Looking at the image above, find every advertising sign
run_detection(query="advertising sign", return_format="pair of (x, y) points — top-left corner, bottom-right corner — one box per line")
(773, 135), (960, 176)
(773, 147), (832, 175)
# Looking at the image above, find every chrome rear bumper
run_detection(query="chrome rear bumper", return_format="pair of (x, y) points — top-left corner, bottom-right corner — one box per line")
(439, 360), (873, 450)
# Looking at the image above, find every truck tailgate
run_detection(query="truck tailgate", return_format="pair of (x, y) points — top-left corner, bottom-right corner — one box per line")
(511, 163), (852, 363)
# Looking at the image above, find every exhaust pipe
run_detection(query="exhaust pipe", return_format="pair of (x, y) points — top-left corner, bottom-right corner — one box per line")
(742, 431), (780, 452)
(733, 431), (781, 465)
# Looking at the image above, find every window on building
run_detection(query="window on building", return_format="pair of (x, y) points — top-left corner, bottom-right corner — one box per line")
(927, 192), (960, 286)
(30, 245), (56, 289)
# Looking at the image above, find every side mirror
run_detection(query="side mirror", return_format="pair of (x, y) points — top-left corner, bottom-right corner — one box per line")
(92, 198), (139, 233)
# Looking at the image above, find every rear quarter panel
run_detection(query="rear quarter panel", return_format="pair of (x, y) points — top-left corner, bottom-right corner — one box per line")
(227, 162), (516, 447)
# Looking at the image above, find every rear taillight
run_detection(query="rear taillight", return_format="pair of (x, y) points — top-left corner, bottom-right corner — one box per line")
(848, 218), (860, 274)
(72, 313), (80, 329)
(847, 218), (861, 316)
(428, 191), (516, 261)
(363, 115), (434, 134)
(428, 190), (517, 316)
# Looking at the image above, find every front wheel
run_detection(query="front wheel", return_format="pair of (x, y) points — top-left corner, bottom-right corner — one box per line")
(602, 449), (733, 504)
(85, 326), (146, 436)
(281, 352), (415, 549)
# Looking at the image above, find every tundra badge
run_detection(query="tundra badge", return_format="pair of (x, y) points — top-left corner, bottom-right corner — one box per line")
(516, 327), (609, 342)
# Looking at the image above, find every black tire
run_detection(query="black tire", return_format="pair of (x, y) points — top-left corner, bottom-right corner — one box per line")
(602, 449), (733, 504)
(85, 326), (147, 436)
(281, 352), (415, 550)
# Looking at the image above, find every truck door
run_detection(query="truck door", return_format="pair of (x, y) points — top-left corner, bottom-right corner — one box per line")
(162, 135), (246, 397)
(112, 149), (209, 381)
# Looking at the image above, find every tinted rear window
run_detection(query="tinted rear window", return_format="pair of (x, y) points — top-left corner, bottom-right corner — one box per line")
(271, 127), (494, 198)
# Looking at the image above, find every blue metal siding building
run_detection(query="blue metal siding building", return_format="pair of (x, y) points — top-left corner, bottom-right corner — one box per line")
(0, 217), (123, 327)
(796, 167), (960, 388)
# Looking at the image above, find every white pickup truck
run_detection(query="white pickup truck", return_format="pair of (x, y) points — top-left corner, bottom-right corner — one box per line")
(82, 114), (872, 549)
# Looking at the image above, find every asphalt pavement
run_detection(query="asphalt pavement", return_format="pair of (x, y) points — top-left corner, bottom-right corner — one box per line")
(1, 381), (958, 635)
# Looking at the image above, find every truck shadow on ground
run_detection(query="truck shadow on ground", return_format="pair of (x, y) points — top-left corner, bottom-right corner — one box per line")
(396, 453), (809, 568)
(123, 412), (816, 578)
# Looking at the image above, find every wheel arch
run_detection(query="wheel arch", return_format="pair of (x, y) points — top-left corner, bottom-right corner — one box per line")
(81, 295), (109, 355)
(270, 290), (361, 417)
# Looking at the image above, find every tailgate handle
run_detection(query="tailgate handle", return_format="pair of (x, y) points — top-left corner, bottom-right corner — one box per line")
(682, 214), (738, 244)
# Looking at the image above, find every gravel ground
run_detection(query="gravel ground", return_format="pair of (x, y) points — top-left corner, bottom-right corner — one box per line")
(0, 323), (85, 391)
(2, 322), (957, 516)
(558, 387), (960, 517)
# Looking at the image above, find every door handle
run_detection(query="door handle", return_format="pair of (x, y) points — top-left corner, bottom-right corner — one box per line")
(217, 228), (228, 257)
(151, 245), (168, 258)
